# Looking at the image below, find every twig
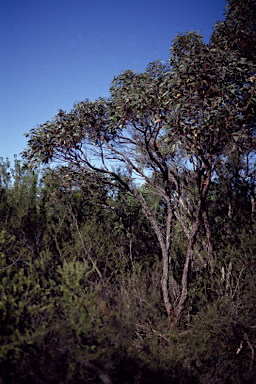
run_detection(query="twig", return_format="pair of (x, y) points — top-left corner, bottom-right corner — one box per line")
(151, 328), (170, 343)
(70, 210), (102, 279)
(232, 265), (244, 299)
(0, 254), (22, 272)
(243, 332), (254, 372)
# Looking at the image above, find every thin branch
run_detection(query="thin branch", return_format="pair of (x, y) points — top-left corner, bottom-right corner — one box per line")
(243, 332), (254, 372)
(0, 254), (22, 272)
(69, 210), (102, 279)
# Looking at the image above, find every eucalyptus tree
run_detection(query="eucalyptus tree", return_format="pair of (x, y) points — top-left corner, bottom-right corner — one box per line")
(23, 64), (180, 319)
(23, 2), (256, 322)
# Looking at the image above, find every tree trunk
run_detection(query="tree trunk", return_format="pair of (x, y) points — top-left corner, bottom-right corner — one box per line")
(226, 200), (232, 242)
(202, 207), (215, 273)
(175, 213), (201, 321)
(174, 170), (211, 322)
(161, 245), (172, 315)
(130, 187), (173, 315)
(250, 189), (255, 223)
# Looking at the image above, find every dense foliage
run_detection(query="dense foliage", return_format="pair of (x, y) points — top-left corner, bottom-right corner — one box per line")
(1, 0), (256, 382)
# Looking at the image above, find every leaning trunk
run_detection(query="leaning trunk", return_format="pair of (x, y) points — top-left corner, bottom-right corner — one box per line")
(130, 187), (173, 316)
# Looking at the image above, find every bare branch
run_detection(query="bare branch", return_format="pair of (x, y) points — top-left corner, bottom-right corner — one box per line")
(0, 254), (22, 272)
(69, 209), (102, 280)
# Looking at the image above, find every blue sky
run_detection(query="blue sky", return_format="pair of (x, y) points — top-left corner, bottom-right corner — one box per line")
(0, 0), (226, 164)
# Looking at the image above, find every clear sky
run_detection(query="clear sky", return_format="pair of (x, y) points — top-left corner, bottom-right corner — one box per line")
(0, 0), (226, 164)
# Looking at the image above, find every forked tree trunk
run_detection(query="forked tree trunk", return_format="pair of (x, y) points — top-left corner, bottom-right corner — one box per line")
(175, 211), (201, 321)
(174, 170), (211, 323)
